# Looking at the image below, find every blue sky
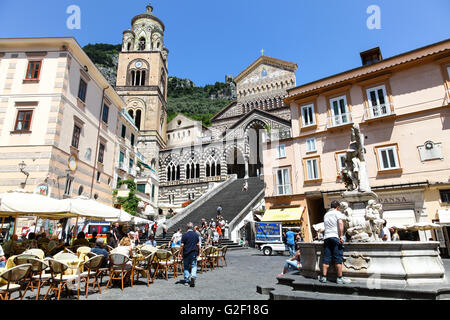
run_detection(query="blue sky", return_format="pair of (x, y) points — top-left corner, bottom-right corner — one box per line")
(0, 0), (449, 86)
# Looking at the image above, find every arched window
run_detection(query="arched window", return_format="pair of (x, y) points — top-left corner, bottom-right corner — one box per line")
(160, 70), (166, 95)
(131, 70), (146, 86)
(135, 109), (142, 130)
(205, 155), (220, 177)
(128, 109), (134, 119)
(138, 37), (146, 51)
(127, 42), (131, 51)
(166, 161), (180, 182)
(185, 158), (200, 180)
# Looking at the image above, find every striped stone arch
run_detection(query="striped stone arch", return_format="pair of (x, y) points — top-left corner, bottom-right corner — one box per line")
(160, 153), (181, 166)
(202, 147), (222, 161)
(222, 143), (245, 160)
(243, 119), (268, 158)
(181, 150), (202, 164)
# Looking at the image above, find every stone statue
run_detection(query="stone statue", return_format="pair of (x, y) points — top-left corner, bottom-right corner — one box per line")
(365, 200), (385, 241)
(340, 202), (371, 242)
(342, 124), (371, 193)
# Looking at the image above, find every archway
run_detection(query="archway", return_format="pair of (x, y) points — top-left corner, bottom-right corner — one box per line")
(245, 121), (266, 178)
(226, 147), (245, 179)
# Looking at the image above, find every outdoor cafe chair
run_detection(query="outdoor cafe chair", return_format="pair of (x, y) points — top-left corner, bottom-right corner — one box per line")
(170, 247), (183, 278)
(44, 259), (80, 301)
(132, 252), (155, 287)
(13, 255), (50, 300)
(197, 248), (207, 274)
(26, 258), (51, 300)
(106, 245), (114, 252)
(86, 252), (97, 259)
(152, 250), (174, 281)
(217, 246), (228, 267)
(13, 254), (39, 266)
(0, 264), (32, 300)
(23, 249), (45, 260)
(79, 255), (104, 298)
(202, 247), (216, 271)
(106, 253), (132, 291)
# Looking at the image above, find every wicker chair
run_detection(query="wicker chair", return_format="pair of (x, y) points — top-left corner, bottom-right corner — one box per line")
(197, 248), (207, 273)
(152, 250), (174, 281)
(26, 258), (50, 300)
(79, 255), (104, 298)
(106, 254), (131, 291)
(13, 254), (39, 266)
(170, 247), (183, 278)
(217, 246), (228, 267)
(44, 259), (80, 300)
(86, 252), (97, 259)
(203, 247), (216, 271)
(0, 264), (32, 300)
(132, 252), (155, 287)
(23, 249), (45, 260)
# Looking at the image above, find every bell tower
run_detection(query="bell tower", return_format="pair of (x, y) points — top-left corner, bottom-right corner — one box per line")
(116, 3), (169, 168)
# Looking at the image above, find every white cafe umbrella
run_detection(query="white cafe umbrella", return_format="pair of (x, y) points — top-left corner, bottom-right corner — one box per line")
(406, 222), (442, 232)
(131, 216), (153, 225)
(0, 189), (71, 218)
(105, 210), (133, 223)
(62, 196), (121, 220)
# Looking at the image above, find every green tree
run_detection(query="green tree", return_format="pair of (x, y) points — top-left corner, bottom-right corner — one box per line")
(113, 179), (141, 216)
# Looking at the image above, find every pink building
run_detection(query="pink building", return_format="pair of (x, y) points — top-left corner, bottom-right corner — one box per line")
(263, 40), (450, 245)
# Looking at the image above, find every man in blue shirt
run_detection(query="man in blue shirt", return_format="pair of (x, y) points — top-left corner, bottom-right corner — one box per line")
(91, 238), (109, 267)
(179, 222), (200, 287)
(285, 229), (296, 257)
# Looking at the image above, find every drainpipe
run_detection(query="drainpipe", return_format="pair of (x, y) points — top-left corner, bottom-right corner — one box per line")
(90, 86), (109, 198)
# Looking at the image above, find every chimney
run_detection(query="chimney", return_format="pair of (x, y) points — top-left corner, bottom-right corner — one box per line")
(360, 47), (383, 66)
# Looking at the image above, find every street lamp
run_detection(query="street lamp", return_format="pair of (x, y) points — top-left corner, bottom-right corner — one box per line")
(18, 161), (30, 189)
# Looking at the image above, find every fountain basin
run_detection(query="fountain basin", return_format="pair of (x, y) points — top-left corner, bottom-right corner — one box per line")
(299, 241), (446, 285)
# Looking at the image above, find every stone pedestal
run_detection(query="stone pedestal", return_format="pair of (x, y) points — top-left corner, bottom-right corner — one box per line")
(299, 241), (446, 285)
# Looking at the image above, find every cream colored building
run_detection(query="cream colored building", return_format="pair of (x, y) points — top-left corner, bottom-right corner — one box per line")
(263, 40), (450, 243)
(0, 37), (126, 205)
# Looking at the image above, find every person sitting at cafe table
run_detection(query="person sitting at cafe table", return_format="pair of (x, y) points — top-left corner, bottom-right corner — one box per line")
(115, 236), (133, 257)
(72, 232), (90, 247)
(91, 238), (109, 267)
(47, 234), (60, 252)
(2, 234), (18, 257)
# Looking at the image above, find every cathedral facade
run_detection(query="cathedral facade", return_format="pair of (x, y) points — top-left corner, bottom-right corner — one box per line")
(158, 55), (298, 208)
(116, 4), (298, 209)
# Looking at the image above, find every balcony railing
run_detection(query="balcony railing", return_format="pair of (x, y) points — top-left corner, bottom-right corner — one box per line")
(327, 112), (353, 129)
(128, 168), (137, 177)
(364, 104), (393, 120)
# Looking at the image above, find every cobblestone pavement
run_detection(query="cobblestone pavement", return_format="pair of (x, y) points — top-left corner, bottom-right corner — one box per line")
(78, 248), (287, 300)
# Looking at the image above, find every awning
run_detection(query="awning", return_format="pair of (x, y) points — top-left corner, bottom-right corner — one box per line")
(261, 207), (304, 223)
(383, 210), (416, 228)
